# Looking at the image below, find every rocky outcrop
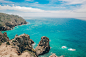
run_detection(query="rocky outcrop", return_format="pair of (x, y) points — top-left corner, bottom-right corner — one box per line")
(35, 36), (50, 56)
(0, 42), (35, 57)
(0, 13), (27, 31)
(49, 54), (58, 57)
(0, 32), (51, 57)
(49, 53), (64, 57)
(0, 32), (9, 45)
(11, 34), (37, 57)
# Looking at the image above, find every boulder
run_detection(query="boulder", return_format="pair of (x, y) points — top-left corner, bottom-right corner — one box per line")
(0, 32), (9, 45)
(11, 34), (36, 55)
(49, 54), (64, 57)
(35, 36), (50, 55)
(49, 53), (58, 57)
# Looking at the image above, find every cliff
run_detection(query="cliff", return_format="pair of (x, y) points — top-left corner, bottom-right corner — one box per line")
(0, 33), (50, 57)
(0, 32), (9, 45)
(0, 13), (27, 31)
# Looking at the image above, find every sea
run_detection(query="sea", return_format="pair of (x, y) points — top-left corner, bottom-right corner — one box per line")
(1, 18), (86, 57)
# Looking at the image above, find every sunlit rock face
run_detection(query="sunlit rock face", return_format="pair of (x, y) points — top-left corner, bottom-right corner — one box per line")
(0, 32), (9, 45)
(11, 34), (34, 54)
(35, 36), (50, 56)
(0, 13), (27, 31)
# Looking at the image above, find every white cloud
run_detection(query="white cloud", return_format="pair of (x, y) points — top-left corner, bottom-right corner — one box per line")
(0, 5), (86, 20)
(0, 5), (45, 12)
(0, 0), (14, 3)
(35, 2), (38, 3)
(74, 4), (86, 13)
(59, 0), (86, 4)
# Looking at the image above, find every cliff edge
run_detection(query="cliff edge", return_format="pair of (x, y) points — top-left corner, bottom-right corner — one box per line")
(0, 13), (27, 31)
(0, 33), (50, 57)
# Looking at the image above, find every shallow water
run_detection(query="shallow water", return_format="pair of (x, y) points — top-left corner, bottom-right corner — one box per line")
(1, 18), (86, 57)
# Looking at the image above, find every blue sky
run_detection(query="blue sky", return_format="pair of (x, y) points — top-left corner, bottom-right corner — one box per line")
(0, 0), (86, 20)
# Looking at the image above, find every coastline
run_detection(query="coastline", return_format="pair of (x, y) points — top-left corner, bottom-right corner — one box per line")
(1, 23), (28, 32)
(0, 32), (50, 57)
(0, 13), (27, 31)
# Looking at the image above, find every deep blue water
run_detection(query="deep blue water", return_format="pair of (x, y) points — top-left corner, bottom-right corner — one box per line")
(1, 18), (86, 57)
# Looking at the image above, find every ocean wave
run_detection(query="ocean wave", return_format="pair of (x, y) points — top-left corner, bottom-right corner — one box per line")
(50, 47), (52, 49)
(61, 46), (76, 51)
(32, 43), (36, 49)
(68, 48), (76, 51)
(32, 43), (36, 46)
(61, 46), (67, 49)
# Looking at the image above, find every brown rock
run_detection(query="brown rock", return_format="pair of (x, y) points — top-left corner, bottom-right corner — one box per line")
(49, 54), (64, 57)
(49, 53), (58, 57)
(0, 32), (9, 45)
(35, 36), (50, 55)
(12, 34), (35, 55)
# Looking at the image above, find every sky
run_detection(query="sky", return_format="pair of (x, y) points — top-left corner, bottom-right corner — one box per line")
(0, 0), (86, 20)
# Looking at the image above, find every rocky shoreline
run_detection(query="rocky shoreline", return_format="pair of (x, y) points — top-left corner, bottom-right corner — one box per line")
(0, 32), (50, 57)
(0, 13), (27, 31)
(0, 13), (63, 57)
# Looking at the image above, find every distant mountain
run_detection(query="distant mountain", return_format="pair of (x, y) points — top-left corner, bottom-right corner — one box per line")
(0, 13), (27, 31)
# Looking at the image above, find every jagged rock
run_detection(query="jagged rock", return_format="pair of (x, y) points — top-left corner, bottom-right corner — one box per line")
(49, 53), (64, 57)
(0, 13), (27, 31)
(35, 36), (50, 55)
(0, 32), (51, 57)
(0, 32), (9, 45)
(5, 22), (15, 28)
(0, 42), (36, 57)
(49, 54), (58, 57)
(11, 34), (36, 56)
(0, 31), (3, 36)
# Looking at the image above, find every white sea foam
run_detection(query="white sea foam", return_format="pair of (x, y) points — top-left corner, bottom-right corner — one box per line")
(68, 48), (76, 51)
(61, 46), (67, 49)
(50, 47), (52, 49)
(32, 43), (36, 49)
(32, 43), (36, 46)
(61, 46), (76, 51)
(51, 52), (53, 54)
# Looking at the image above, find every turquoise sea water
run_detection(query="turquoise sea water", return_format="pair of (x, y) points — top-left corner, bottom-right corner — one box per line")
(1, 18), (86, 57)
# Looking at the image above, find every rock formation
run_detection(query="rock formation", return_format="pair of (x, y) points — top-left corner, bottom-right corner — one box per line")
(0, 32), (51, 57)
(10, 34), (37, 57)
(49, 53), (58, 57)
(0, 13), (27, 31)
(0, 42), (35, 57)
(0, 31), (9, 45)
(35, 36), (50, 55)
(49, 53), (64, 57)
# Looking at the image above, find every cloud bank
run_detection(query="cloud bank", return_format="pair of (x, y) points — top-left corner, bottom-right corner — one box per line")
(0, 0), (86, 20)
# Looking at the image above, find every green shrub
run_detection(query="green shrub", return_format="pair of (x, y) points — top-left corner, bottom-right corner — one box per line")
(0, 24), (2, 26)
(0, 42), (2, 46)
(6, 41), (10, 45)
(12, 40), (16, 42)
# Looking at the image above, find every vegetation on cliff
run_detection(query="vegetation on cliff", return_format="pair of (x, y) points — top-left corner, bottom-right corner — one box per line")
(0, 13), (27, 31)
(0, 31), (9, 45)
(0, 32), (50, 57)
